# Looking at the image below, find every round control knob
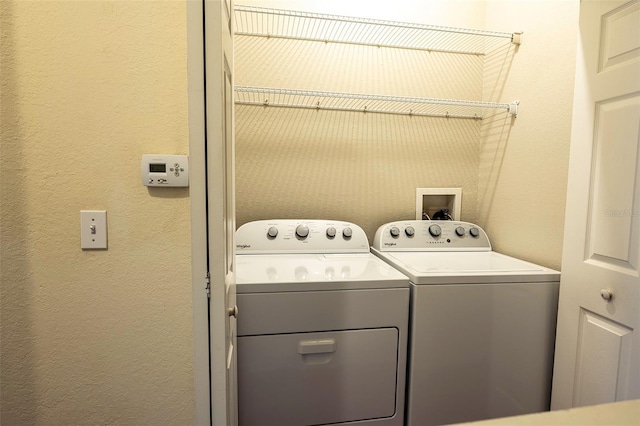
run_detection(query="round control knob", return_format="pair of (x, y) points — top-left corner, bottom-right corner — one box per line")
(600, 288), (613, 301)
(469, 227), (480, 238)
(429, 224), (442, 237)
(390, 226), (400, 238)
(295, 224), (310, 239)
(267, 226), (278, 238)
(455, 226), (465, 237)
(326, 227), (336, 238)
(342, 227), (353, 239)
(405, 226), (415, 237)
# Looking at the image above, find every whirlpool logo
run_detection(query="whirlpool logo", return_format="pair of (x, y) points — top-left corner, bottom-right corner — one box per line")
(384, 242), (397, 247)
(236, 244), (251, 250)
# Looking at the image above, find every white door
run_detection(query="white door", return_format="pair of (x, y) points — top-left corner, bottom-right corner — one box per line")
(204, 0), (238, 424)
(551, 0), (640, 409)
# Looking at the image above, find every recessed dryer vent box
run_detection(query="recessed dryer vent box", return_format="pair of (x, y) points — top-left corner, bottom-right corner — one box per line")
(416, 188), (462, 220)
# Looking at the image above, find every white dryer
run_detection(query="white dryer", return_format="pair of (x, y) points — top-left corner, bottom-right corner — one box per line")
(371, 220), (560, 426)
(235, 220), (410, 426)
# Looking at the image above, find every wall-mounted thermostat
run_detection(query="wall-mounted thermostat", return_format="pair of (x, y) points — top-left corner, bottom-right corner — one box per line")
(141, 154), (189, 187)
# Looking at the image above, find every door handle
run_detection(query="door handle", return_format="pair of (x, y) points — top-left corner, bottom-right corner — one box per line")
(600, 288), (613, 301)
(227, 305), (238, 318)
(298, 339), (336, 355)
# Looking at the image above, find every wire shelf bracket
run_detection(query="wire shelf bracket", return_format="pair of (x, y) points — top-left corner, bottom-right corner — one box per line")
(235, 86), (519, 119)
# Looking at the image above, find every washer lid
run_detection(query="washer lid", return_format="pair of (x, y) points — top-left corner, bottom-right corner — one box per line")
(372, 250), (560, 284)
(235, 253), (410, 293)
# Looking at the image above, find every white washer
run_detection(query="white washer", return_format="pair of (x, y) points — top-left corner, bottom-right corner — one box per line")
(371, 220), (560, 426)
(236, 220), (410, 426)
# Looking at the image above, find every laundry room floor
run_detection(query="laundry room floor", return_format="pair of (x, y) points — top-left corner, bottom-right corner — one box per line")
(457, 399), (640, 426)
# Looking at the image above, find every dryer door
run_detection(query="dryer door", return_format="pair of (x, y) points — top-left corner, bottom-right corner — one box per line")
(238, 328), (399, 426)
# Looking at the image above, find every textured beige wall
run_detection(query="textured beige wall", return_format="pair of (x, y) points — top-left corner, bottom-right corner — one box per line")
(236, 106), (481, 237)
(1, 2), (194, 424)
(479, 0), (579, 270)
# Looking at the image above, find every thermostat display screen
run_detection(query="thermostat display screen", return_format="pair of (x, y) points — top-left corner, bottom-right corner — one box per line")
(149, 163), (166, 173)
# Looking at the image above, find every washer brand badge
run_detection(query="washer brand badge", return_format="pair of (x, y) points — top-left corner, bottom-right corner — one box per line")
(237, 244), (251, 250)
(384, 242), (397, 247)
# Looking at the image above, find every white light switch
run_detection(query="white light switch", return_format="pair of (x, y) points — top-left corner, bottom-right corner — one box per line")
(81, 210), (107, 249)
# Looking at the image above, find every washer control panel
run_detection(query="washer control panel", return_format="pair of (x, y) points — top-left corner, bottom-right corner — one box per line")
(236, 220), (369, 254)
(373, 220), (491, 252)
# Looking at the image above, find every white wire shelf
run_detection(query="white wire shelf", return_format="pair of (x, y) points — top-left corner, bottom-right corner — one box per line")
(234, 5), (521, 56)
(234, 86), (519, 119)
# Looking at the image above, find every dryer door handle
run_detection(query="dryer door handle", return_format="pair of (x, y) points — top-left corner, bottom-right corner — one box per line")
(298, 339), (336, 355)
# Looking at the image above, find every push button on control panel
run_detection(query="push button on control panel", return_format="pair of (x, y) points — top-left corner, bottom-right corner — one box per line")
(169, 162), (185, 177)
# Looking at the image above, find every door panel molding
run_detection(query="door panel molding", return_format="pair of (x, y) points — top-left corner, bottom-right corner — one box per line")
(573, 309), (634, 406)
(585, 91), (640, 275)
(599, 0), (640, 73)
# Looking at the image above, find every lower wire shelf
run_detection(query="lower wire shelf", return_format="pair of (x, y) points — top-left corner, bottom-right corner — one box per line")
(234, 86), (518, 119)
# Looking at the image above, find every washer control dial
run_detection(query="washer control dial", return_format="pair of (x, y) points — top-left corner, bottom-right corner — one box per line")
(342, 227), (353, 239)
(267, 226), (278, 238)
(295, 224), (310, 239)
(469, 227), (480, 238)
(429, 224), (442, 237)
(405, 226), (415, 237)
(390, 226), (400, 238)
(455, 226), (465, 237)
(326, 227), (336, 238)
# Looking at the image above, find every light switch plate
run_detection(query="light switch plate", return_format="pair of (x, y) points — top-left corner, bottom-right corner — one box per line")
(81, 210), (107, 249)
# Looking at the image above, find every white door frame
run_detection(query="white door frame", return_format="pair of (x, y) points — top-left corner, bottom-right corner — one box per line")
(187, 0), (212, 424)
(188, 1), (239, 424)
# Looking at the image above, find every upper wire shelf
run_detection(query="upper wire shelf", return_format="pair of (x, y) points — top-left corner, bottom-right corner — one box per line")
(235, 86), (519, 120)
(234, 5), (521, 56)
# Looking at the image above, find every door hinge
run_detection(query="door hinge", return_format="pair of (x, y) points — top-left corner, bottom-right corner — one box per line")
(205, 272), (211, 298)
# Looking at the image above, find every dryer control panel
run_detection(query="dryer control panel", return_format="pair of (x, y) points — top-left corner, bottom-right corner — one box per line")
(237, 220), (370, 254)
(373, 220), (491, 252)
